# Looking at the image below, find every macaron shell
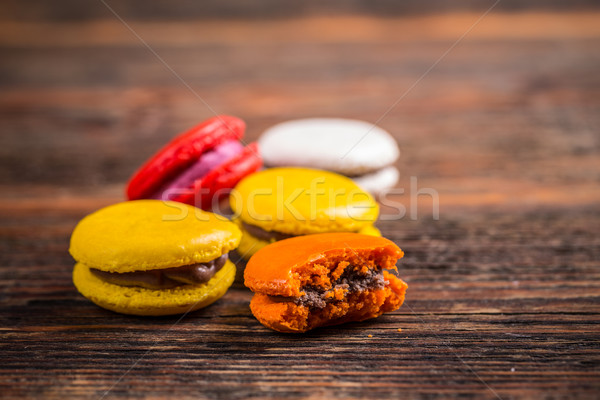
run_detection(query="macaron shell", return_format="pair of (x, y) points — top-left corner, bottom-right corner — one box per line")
(127, 115), (245, 201)
(73, 260), (236, 316)
(69, 200), (241, 272)
(235, 219), (381, 260)
(258, 118), (399, 176)
(244, 232), (402, 297)
(353, 166), (400, 197)
(358, 224), (381, 237)
(249, 293), (309, 332)
(231, 167), (379, 235)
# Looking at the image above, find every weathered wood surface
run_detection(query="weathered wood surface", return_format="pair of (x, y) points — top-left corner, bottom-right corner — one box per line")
(1, 5), (600, 400)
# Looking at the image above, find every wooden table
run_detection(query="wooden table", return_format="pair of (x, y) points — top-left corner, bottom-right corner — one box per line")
(2, 5), (599, 399)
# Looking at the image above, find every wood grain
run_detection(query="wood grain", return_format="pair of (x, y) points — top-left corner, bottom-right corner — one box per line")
(1, 5), (600, 400)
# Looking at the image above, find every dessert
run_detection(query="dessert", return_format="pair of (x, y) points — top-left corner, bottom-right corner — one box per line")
(127, 115), (262, 210)
(70, 200), (240, 315)
(244, 232), (408, 332)
(258, 118), (399, 196)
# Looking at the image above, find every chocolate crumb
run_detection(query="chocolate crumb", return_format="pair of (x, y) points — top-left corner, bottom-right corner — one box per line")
(295, 266), (387, 309)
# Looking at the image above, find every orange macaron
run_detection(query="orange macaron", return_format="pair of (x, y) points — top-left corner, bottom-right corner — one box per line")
(244, 232), (408, 333)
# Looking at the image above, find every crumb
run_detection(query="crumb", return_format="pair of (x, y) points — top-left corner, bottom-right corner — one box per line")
(397, 328), (402, 332)
(367, 334), (373, 338)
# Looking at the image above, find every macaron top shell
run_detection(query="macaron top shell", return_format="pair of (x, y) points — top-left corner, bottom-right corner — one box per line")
(244, 232), (403, 297)
(258, 118), (399, 176)
(127, 115), (245, 200)
(231, 167), (379, 235)
(69, 200), (241, 272)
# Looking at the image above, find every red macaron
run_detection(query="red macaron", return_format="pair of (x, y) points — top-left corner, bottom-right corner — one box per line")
(126, 115), (262, 210)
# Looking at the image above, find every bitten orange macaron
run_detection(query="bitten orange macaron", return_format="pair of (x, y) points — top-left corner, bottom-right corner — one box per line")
(69, 200), (240, 316)
(244, 232), (408, 333)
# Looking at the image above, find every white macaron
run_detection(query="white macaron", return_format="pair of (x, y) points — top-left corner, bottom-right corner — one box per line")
(258, 118), (400, 196)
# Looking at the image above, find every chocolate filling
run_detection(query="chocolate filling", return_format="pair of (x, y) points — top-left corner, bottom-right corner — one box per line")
(269, 266), (387, 309)
(242, 221), (296, 242)
(344, 170), (381, 178)
(90, 253), (228, 289)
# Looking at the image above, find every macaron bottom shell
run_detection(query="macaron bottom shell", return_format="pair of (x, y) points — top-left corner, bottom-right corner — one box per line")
(73, 260), (236, 316)
(249, 271), (408, 333)
(234, 221), (382, 259)
(352, 165), (399, 197)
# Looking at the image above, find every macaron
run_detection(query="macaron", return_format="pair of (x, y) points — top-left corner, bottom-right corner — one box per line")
(69, 200), (240, 316)
(230, 167), (381, 258)
(244, 232), (408, 333)
(258, 118), (400, 196)
(127, 115), (262, 210)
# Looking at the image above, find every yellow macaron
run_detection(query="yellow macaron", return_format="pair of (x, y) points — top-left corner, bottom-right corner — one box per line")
(69, 200), (241, 316)
(230, 167), (380, 258)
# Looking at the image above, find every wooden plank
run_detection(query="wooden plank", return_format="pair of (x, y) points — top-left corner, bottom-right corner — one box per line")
(1, 13), (600, 47)
(1, 0), (599, 22)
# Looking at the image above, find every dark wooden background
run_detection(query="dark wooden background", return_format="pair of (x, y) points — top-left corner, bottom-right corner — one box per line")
(2, 1), (600, 399)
